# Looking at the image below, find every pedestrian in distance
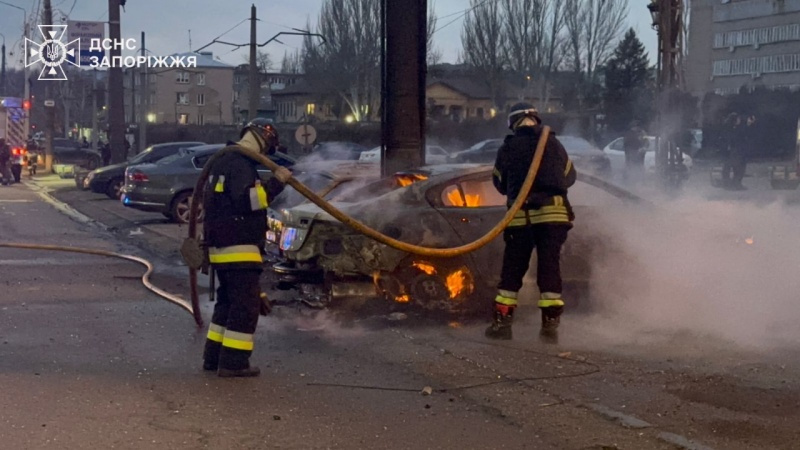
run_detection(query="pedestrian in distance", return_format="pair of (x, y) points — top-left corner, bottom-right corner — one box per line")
(486, 103), (577, 341)
(201, 118), (292, 377)
(100, 141), (111, 166)
(623, 121), (646, 183)
(0, 138), (12, 186)
(721, 113), (747, 191)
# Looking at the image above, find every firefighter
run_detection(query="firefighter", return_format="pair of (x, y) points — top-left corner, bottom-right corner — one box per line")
(623, 121), (646, 182)
(0, 138), (12, 186)
(202, 118), (292, 377)
(486, 103), (576, 341)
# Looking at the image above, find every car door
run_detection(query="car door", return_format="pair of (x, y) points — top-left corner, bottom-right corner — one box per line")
(604, 137), (626, 172)
(431, 173), (507, 284)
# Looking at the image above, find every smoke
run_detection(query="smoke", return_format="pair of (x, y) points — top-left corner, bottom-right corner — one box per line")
(581, 188), (800, 352)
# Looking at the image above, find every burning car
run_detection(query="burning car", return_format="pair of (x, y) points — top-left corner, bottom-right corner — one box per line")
(273, 164), (625, 312)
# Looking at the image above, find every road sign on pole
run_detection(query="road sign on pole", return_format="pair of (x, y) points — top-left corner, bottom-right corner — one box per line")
(295, 124), (317, 147)
(67, 21), (105, 66)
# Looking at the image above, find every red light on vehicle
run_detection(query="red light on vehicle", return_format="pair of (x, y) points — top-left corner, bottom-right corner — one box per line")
(128, 172), (149, 183)
(22, 100), (31, 110)
(12, 148), (20, 156)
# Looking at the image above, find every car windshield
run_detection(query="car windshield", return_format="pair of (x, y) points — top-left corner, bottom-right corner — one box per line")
(128, 147), (155, 164)
(157, 148), (195, 165)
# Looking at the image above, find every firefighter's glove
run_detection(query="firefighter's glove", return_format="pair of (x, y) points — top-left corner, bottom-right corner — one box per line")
(274, 167), (292, 184)
(180, 237), (207, 271)
(259, 292), (272, 316)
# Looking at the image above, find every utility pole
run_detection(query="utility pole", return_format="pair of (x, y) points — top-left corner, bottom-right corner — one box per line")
(1, 35), (6, 96)
(648, 0), (685, 190)
(43, 0), (55, 172)
(91, 70), (98, 153)
(382, 0), (427, 176)
(247, 4), (259, 122)
(138, 31), (147, 152)
(107, 0), (126, 164)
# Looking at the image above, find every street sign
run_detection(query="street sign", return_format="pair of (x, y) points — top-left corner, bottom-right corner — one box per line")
(44, 100), (55, 107)
(295, 124), (317, 146)
(67, 21), (105, 66)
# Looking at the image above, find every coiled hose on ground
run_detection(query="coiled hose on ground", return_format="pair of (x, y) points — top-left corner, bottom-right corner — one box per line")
(186, 127), (552, 327)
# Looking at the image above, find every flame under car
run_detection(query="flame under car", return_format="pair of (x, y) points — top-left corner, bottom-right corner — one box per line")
(273, 164), (626, 312)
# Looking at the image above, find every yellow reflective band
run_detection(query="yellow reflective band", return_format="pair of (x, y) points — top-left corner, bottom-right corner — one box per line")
(249, 184), (269, 211)
(498, 289), (517, 299)
(208, 245), (263, 264)
(553, 196), (563, 207)
(222, 330), (254, 351)
(495, 295), (518, 306)
(207, 323), (226, 342)
(214, 175), (225, 193)
(493, 167), (501, 181)
(538, 299), (565, 308)
(564, 159), (573, 176)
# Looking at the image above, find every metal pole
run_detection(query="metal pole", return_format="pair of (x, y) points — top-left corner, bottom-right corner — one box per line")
(107, 0), (126, 164)
(139, 31), (147, 151)
(1, 39), (6, 96)
(248, 4), (259, 121)
(43, 0), (55, 172)
(92, 70), (98, 153)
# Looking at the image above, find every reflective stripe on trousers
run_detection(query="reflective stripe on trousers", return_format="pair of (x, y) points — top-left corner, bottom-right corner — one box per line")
(207, 323), (226, 343)
(508, 197), (570, 227)
(222, 329), (254, 351)
(208, 245), (263, 264)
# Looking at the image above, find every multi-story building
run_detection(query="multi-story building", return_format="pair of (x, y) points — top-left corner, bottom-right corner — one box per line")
(232, 66), (304, 123)
(125, 51), (234, 126)
(687, 0), (800, 96)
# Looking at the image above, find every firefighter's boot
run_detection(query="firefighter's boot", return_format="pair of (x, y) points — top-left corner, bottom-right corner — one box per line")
(485, 304), (515, 340)
(539, 294), (564, 338)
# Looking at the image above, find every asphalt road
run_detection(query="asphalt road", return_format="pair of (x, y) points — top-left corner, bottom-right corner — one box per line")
(1, 175), (799, 449)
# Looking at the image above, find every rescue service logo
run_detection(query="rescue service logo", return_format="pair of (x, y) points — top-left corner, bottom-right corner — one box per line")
(24, 25), (80, 81)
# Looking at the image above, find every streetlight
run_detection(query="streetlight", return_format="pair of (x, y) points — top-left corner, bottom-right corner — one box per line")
(647, 0), (659, 29)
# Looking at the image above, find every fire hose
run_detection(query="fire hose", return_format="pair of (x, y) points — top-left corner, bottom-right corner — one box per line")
(0, 242), (194, 316)
(186, 127), (552, 327)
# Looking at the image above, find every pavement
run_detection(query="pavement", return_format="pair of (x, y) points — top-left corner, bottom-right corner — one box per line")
(0, 171), (799, 449)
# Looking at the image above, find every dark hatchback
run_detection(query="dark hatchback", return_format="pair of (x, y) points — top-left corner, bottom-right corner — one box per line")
(87, 141), (205, 199)
(121, 144), (296, 223)
(52, 138), (102, 170)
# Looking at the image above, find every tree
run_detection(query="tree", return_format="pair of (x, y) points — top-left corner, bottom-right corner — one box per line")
(280, 50), (303, 74)
(604, 28), (652, 132)
(302, 0), (382, 122)
(242, 50), (273, 73)
(564, 0), (628, 108)
(461, 0), (507, 109)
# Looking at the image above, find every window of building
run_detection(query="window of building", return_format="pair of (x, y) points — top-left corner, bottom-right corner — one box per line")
(233, 91), (240, 102)
(714, 24), (800, 49)
(176, 92), (189, 105)
(178, 113), (189, 125)
(197, 114), (205, 125)
(476, 107), (484, 118)
(197, 73), (206, 86)
(176, 71), (190, 84)
(713, 53), (800, 77)
(307, 103), (316, 115)
(197, 94), (206, 106)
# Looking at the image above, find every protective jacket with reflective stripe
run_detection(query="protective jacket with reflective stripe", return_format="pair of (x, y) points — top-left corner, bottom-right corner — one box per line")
(203, 145), (284, 266)
(493, 126), (576, 225)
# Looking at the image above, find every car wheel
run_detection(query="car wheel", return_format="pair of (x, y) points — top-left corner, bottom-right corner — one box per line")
(392, 257), (478, 312)
(171, 191), (203, 224)
(106, 177), (124, 199)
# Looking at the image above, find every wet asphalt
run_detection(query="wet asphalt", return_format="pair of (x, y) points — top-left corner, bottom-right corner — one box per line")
(1, 177), (799, 449)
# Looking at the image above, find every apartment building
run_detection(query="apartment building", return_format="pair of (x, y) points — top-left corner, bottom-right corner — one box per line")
(686, 0), (800, 96)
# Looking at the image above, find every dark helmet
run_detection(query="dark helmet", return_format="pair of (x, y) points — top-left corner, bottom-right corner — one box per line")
(507, 102), (540, 130)
(241, 118), (279, 151)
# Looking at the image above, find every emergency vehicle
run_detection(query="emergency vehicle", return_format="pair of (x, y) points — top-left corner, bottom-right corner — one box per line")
(0, 97), (30, 183)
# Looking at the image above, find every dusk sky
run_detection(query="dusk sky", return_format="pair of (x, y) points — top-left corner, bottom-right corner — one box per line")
(0, 0), (657, 69)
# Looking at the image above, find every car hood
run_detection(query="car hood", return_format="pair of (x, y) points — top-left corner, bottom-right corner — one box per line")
(93, 162), (128, 176)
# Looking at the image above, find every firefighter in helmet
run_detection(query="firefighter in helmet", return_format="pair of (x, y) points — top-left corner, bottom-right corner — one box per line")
(486, 103), (576, 340)
(202, 118), (292, 377)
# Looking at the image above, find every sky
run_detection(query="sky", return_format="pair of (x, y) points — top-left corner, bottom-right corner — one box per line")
(0, 0), (657, 69)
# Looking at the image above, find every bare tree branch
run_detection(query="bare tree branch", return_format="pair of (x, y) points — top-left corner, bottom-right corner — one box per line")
(461, 0), (508, 108)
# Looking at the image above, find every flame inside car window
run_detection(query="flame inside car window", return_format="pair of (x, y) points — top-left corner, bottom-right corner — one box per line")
(395, 173), (429, 187)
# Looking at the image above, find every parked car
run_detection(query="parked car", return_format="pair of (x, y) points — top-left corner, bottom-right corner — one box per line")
(447, 139), (504, 164)
(556, 136), (612, 175)
(447, 136), (611, 175)
(87, 141), (205, 199)
(273, 164), (629, 312)
(359, 145), (451, 165)
(52, 138), (102, 171)
(603, 136), (693, 174)
(121, 144), (296, 224)
(309, 141), (370, 161)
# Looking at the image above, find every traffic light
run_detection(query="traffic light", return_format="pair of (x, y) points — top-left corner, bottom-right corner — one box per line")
(22, 100), (31, 110)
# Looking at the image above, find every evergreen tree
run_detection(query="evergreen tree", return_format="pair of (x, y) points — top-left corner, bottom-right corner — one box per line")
(603, 28), (652, 133)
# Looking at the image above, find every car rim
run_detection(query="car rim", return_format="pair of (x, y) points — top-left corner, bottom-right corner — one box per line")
(177, 197), (202, 223)
(114, 180), (123, 197)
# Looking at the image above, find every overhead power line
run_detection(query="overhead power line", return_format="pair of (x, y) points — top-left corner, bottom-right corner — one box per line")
(434, 0), (497, 35)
